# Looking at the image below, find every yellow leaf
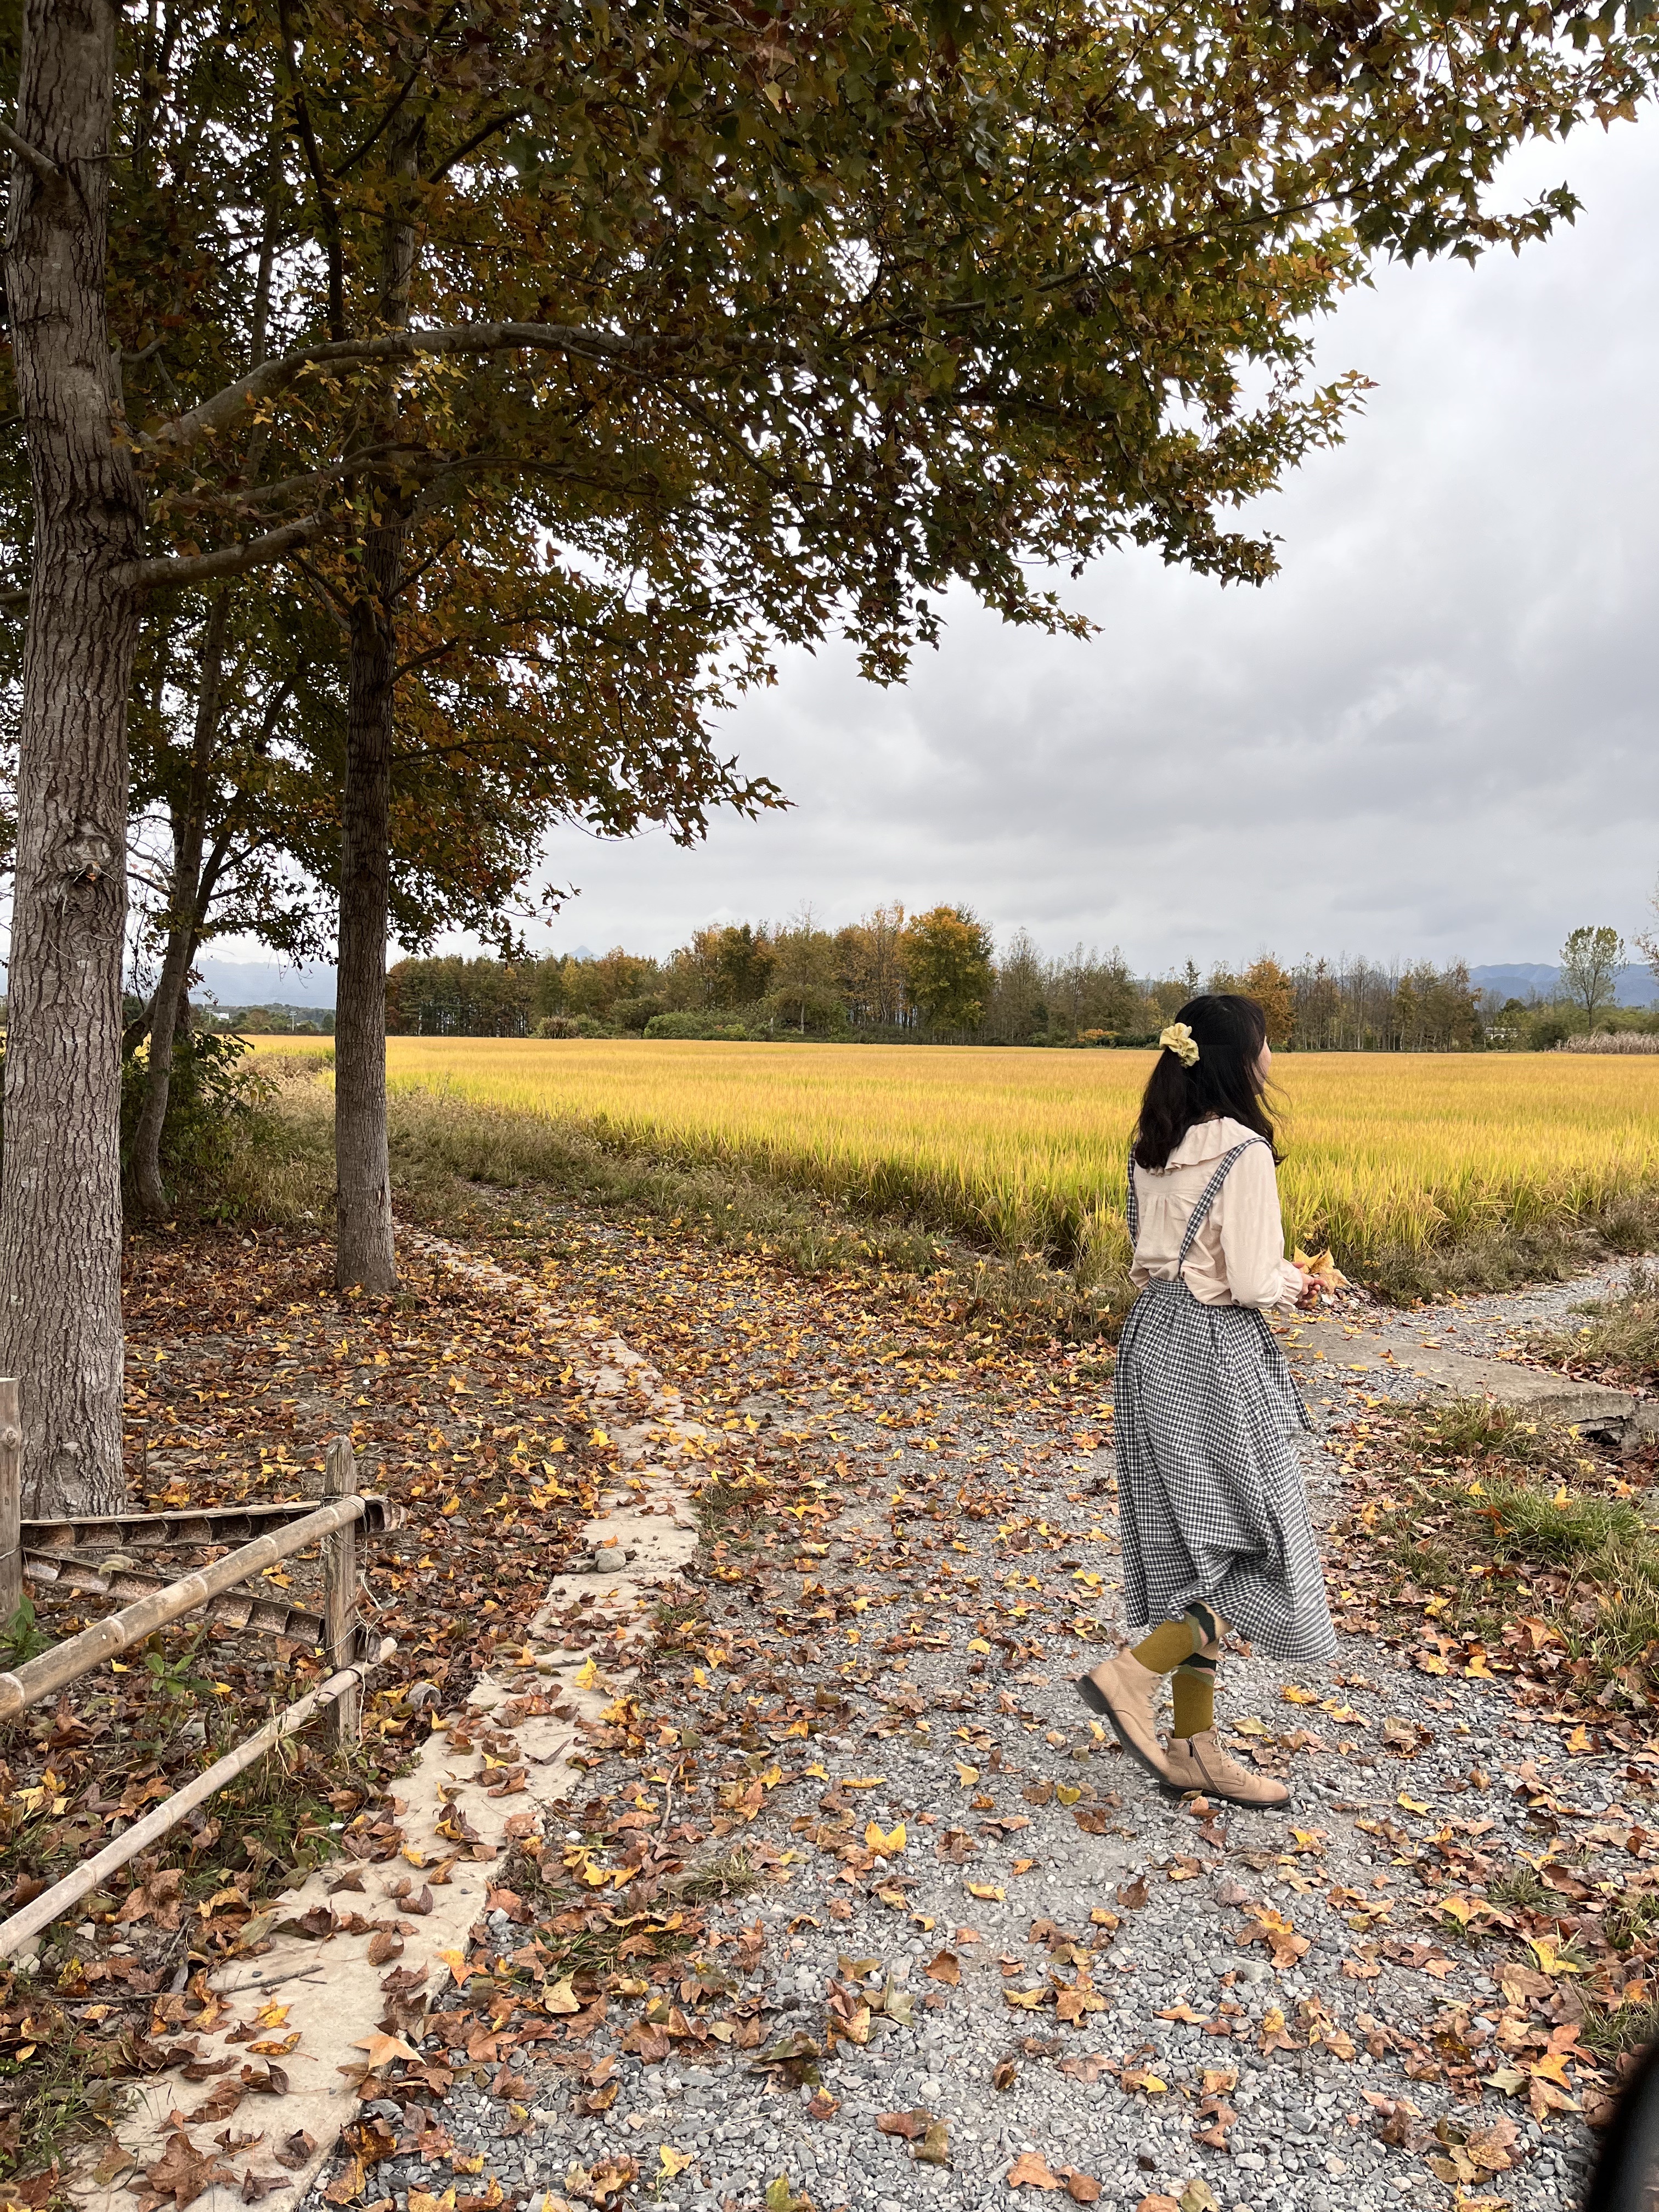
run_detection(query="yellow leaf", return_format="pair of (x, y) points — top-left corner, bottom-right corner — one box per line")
(1566, 1724), (1594, 1754)
(255, 2001), (290, 2029)
(966, 1638), (992, 1655)
(865, 1821), (906, 1856)
(842, 1776), (884, 1789)
(1281, 1685), (1319, 1705)
(1005, 1987), (1047, 2010)
(1398, 1793), (1429, 1815)
(659, 2149), (696, 2179)
(441, 1496), (461, 1515)
(545, 1977), (582, 2013)
(955, 1763), (980, 1786)
(966, 1882), (1006, 1901)
(1056, 1784), (1082, 1807)
(591, 1428), (610, 1447)
(1526, 1934), (1584, 1977)
(572, 1657), (599, 1690)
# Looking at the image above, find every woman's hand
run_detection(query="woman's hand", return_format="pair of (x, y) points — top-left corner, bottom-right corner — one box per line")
(1291, 1268), (1320, 1306)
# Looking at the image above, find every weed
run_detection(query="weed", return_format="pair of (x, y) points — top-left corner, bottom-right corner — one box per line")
(1605, 1888), (1659, 1954)
(1484, 1864), (1552, 1914)
(2, 1595), (52, 1667)
(668, 1848), (764, 1902)
(1581, 1990), (1659, 2061)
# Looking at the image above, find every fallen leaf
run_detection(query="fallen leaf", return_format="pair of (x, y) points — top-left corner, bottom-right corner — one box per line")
(914, 2119), (951, 2168)
(1008, 2151), (1066, 2190)
(877, 2111), (931, 2141)
(926, 1951), (961, 1986)
(142, 2132), (235, 2210)
(351, 2032), (420, 2069)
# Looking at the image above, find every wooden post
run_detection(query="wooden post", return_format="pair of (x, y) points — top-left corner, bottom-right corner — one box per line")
(0, 1380), (21, 1625)
(322, 1436), (361, 1745)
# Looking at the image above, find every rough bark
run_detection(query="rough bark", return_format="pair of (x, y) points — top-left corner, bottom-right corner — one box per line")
(0, 2), (144, 1514)
(333, 150), (417, 1293)
(133, 591), (231, 1219)
(335, 522), (400, 1291)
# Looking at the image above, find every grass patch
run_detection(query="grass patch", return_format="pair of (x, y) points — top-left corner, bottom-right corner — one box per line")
(0, 1984), (122, 2207)
(1345, 1398), (1659, 1704)
(1484, 1864), (1553, 1914)
(1530, 1262), (1659, 1384)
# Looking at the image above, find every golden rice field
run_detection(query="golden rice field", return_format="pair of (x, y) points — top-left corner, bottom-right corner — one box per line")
(255, 1037), (1659, 1275)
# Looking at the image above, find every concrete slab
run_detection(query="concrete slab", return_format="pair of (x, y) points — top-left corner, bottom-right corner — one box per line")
(1280, 1313), (1659, 1445)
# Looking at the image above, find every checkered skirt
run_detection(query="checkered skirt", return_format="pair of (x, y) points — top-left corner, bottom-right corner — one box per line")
(1114, 1140), (1336, 1666)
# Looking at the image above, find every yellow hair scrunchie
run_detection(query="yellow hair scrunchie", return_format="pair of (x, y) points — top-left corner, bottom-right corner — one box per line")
(1159, 1022), (1200, 1068)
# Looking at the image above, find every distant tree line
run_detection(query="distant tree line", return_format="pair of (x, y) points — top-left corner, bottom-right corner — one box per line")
(381, 914), (1544, 1051)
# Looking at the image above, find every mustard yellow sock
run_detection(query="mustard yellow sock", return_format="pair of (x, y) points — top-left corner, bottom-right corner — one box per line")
(1130, 1617), (1199, 1674)
(1171, 1662), (1216, 1739)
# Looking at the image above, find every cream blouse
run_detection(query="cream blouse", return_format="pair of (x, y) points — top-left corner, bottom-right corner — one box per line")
(1128, 1115), (1302, 1311)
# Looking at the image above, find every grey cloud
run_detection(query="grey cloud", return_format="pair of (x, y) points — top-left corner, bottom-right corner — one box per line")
(415, 119), (1659, 973)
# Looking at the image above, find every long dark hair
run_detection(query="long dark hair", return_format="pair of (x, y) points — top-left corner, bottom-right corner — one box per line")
(1132, 994), (1280, 1170)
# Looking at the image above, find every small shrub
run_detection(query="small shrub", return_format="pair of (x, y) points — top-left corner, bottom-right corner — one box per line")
(531, 1014), (610, 1039)
(644, 1011), (757, 1041)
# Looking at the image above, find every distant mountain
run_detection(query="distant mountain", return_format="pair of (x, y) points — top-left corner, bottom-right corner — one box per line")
(1470, 962), (1659, 1008)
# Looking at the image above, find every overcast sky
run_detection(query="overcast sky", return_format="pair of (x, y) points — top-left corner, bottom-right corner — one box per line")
(243, 111), (1659, 989)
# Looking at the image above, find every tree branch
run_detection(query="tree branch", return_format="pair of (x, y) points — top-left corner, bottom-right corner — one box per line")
(427, 107), (528, 183)
(335, 4), (460, 175)
(139, 321), (716, 461)
(0, 120), (59, 189)
(117, 514), (331, 591)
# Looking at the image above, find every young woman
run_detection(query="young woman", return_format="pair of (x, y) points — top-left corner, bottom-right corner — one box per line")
(1077, 994), (1335, 1809)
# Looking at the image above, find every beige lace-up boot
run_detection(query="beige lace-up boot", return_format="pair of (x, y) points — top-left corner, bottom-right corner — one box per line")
(1075, 1652), (1173, 1782)
(1161, 1729), (1290, 1808)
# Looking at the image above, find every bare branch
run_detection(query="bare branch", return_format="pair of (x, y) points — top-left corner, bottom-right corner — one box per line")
(117, 515), (330, 591)
(0, 120), (59, 189)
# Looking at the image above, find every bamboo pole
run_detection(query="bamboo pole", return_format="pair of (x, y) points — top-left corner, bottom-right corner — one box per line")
(0, 1493), (369, 1723)
(0, 1379), (19, 1623)
(322, 1436), (361, 1746)
(0, 1640), (395, 1961)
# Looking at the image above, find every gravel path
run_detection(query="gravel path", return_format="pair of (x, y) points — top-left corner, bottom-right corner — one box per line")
(302, 1239), (1655, 2212)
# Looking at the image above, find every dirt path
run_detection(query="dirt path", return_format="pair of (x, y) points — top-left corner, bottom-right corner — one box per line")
(287, 1224), (1656, 2212)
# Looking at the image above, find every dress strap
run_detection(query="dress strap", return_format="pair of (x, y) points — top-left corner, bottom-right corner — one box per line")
(1175, 1141), (1265, 1272)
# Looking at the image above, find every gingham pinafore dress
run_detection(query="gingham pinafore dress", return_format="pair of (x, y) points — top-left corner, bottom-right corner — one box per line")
(1114, 1139), (1336, 1666)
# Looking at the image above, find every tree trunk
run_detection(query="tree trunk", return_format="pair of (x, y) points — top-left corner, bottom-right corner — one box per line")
(332, 144), (416, 1294)
(334, 521), (401, 1292)
(0, 2), (144, 1514)
(133, 591), (230, 1220)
